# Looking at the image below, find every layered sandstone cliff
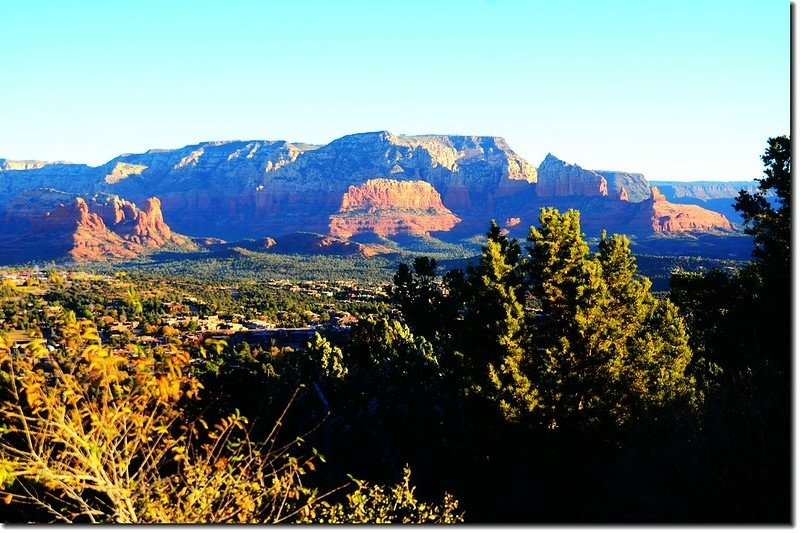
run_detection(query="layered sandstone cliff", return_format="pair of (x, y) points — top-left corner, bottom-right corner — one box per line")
(650, 181), (765, 201)
(329, 179), (461, 239)
(104, 162), (148, 184)
(594, 170), (651, 203)
(90, 194), (139, 226)
(637, 187), (734, 233)
(536, 154), (609, 197)
(125, 197), (188, 247)
(8, 195), (142, 262)
(64, 199), (144, 262)
(648, 180), (768, 225)
(77, 194), (193, 248)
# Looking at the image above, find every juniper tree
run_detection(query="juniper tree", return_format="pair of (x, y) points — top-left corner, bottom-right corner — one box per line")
(460, 228), (532, 417)
(496, 209), (700, 429)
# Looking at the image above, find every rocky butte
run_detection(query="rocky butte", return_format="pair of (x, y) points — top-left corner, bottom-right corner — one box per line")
(638, 187), (735, 233)
(0, 190), (194, 263)
(329, 179), (461, 239)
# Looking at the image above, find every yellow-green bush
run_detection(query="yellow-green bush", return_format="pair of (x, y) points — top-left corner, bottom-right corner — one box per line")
(0, 316), (462, 524)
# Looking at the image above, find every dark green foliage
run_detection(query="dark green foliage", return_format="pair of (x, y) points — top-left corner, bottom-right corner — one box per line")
(388, 258), (443, 341)
(736, 135), (791, 270)
(667, 135), (791, 522)
(519, 210), (696, 430)
(734, 135), (791, 377)
(672, 135), (790, 377)
(462, 224), (527, 406)
(526, 208), (590, 323)
(389, 209), (699, 431)
(669, 268), (756, 373)
(372, 211), (717, 520)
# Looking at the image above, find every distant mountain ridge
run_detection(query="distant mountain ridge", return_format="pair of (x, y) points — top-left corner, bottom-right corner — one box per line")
(0, 131), (743, 263)
(650, 180), (769, 223)
(650, 180), (765, 200)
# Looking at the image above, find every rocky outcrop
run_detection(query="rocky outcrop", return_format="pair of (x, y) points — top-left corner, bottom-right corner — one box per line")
(65, 199), (144, 262)
(270, 232), (391, 257)
(124, 197), (177, 247)
(329, 179), (460, 238)
(594, 170), (651, 202)
(536, 154), (608, 197)
(75, 193), (193, 248)
(6, 195), (143, 262)
(649, 180), (771, 225)
(337, 178), (451, 211)
(104, 162), (147, 184)
(0, 190), (195, 263)
(0, 159), (55, 171)
(636, 187), (735, 233)
(89, 193), (139, 226)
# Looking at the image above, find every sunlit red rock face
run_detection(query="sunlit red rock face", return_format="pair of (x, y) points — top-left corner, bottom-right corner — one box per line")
(0, 191), (195, 263)
(126, 197), (178, 247)
(639, 187), (735, 233)
(81, 194), (194, 249)
(329, 179), (461, 238)
(66, 199), (143, 262)
(11, 194), (142, 262)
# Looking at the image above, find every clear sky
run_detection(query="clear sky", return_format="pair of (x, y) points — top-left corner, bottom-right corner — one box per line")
(0, 0), (789, 181)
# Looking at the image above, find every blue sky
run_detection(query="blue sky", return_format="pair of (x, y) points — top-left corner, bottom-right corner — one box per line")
(0, 0), (789, 181)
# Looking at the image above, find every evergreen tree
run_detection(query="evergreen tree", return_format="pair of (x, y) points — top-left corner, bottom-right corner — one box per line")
(525, 208), (590, 332)
(519, 209), (697, 429)
(305, 332), (347, 380)
(596, 231), (652, 338)
(665, 137), (792, 521)
(734, 135), (791, 378)
(462, 232), (532, 419)
(735, 135), (791, 273)
(388, 257), (444, 341)
(523, 209), (610, 428)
